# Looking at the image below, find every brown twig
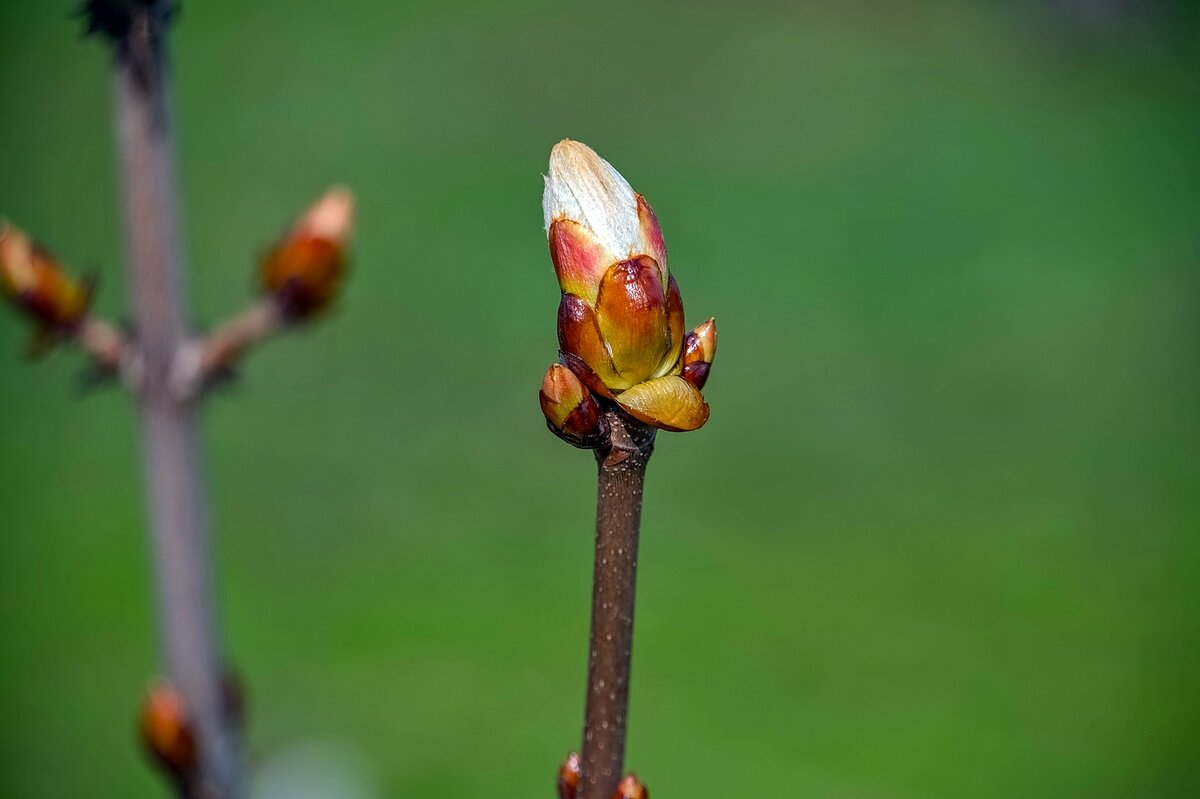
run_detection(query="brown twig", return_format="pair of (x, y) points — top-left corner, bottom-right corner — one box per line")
(197, 299), (284, 377)
(170, 299), (286, 399)
(75, 314), (131, 375)
(579, 408), (655, 799)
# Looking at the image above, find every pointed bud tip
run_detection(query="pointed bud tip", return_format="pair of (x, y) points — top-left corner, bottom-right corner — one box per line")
(541, 362), (584, 404)
(547, 140), (620, 195)
(0, 219), (32, 283)
(557, 751), (582, 799)
(691, 317), (717, 362)
(549, 138), (593, 160)
(613, 773), (649, 799)
(543, 139), (640, 261)
(680, 318), (715, 389)
(298, 185), (355, 244)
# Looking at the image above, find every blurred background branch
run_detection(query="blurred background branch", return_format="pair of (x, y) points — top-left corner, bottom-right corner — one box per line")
(171, 299), (284, 400)
(2, 2), (354, 797)
(105, 0), (242, 794)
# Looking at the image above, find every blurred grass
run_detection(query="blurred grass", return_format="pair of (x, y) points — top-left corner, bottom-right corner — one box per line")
(1, 1), (1199, 796)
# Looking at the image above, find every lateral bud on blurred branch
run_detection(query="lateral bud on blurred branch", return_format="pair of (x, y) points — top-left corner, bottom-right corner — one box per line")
(0, 219), (127, 373)
(171, 186), (356, 398)
(557, 751), (582, 799)
(138, 679), (198, 786)
(0, 222), (90, 330)
(260, 186), (354, 321)
(541, 140), (716, 442)
(612, 774), (649, 799)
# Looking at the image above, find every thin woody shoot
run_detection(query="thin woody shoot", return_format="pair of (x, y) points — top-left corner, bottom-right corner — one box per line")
(539, 139), (717, 799)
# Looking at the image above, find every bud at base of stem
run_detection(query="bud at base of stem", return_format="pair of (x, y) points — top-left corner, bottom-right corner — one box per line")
(541, 363), (609, 449)
(557, 751), (582, 799)
(613, 773), (649, 799)
(137, 679), (198, 783)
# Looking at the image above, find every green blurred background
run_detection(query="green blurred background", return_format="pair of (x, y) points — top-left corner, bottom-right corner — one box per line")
(2, 1), (1198, 796)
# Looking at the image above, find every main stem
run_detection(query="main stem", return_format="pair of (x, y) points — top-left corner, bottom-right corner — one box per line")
(579, 410), (655, 799)
(112, 12), (241, 797)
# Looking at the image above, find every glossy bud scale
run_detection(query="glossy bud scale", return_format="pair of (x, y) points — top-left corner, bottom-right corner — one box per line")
(137, 680), (197, 781)
(540, 364), (607, 448)
(260, 187), (354, 319)
(0, 221), (92, 332)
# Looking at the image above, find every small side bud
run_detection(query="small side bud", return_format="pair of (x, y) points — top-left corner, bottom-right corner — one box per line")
(540, 363), (608, 448)
(680, 317), (716, 390)
(0, 221), (93, 341)
(260, 187), (355, 320)
(557, 751), (581, 799)
(137, 679), (197, 782)
(613, 773), (649, 799)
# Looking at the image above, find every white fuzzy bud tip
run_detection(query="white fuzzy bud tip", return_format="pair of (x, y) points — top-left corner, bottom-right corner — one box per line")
(542, 140), (641, 259)
(298, 186), (356, 243)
